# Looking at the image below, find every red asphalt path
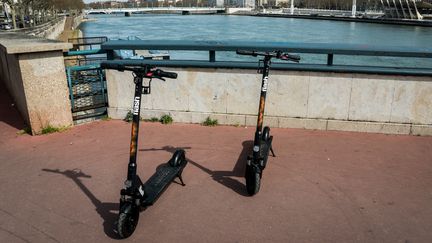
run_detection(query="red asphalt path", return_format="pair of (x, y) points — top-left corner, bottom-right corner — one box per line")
(1, 84), (432, 243)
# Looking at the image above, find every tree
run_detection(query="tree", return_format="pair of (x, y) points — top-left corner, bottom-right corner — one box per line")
(1, 0), (85, 29)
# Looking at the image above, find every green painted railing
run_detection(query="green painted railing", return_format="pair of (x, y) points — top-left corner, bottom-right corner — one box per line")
(96, 40), (432, 76)
(102, 40), (432, 58)
(100, 40), (432, 76)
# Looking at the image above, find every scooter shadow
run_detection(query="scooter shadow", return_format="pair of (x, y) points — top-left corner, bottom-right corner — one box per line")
(139, 141), (253, 197)
(41, 168), (121, 240)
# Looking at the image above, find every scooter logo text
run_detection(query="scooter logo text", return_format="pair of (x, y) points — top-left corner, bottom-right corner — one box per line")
(262, 77), (269, 92)
(133, 97), (140, 115)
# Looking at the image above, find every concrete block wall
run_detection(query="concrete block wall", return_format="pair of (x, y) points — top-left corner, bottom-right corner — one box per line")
(0, 32), (73, 135)
(106, 68), (432, 136)
(17, 52), (73, 132)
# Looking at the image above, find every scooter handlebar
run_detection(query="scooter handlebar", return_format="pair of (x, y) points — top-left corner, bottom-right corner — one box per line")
(280, 53), (301, 62)
(236, 50), (257, 57)
(100, 62), (125, 71)
(101, 62), (177, 79)
(236, 50), (301, 63)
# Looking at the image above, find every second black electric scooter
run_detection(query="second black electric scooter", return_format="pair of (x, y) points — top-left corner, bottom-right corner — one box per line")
(101, 62), (188, 238)
(236, 50), (300, 196)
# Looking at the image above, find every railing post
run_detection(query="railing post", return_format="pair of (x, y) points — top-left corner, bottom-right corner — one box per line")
(327, 54), (334, 66)
(107, 50), (115, 60)
(209, 50), (215, 62)
(66, 68), (74, 111)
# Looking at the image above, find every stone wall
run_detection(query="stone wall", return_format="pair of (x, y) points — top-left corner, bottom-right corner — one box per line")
(43, 18), (66, 40)
(73, 14), (84, 29)
(106, 68), (432, 136)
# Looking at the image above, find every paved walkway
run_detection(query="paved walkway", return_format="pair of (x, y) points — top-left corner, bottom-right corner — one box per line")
(57, 17), (76, 42)
(1, 85), (432, 242)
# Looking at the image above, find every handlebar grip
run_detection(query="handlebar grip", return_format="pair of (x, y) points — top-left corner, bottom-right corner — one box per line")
(236, 50), (256, 56)
(280, 54), (301, 62)
(288, 54), (301, 62)
(155, 69), (177, 79)
(100, 62), (124, 70)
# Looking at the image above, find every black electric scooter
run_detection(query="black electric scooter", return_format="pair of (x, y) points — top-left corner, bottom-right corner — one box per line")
(236, 50), (300, 196)
(100, 62), (188, 238)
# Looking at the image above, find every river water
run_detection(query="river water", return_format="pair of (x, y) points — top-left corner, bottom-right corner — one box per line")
(80, 14), (432, 68)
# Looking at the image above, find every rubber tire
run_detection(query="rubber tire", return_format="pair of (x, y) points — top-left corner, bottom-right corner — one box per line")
(117, 202), (139, 239)
(245, 164), (261, 196)
(169, 149), (185, 167)
(262, 126), (270, 142)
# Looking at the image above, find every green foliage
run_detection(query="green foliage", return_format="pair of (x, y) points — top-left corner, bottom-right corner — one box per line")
(160, 114), (173, 125)
(41, 125), (69, 135)
(144, 117), (160, 122)
(42, 125), (60, 134)
(124, 111), (133, 122)
(202, 117), (218, 126)
(101, 115), (111, 121)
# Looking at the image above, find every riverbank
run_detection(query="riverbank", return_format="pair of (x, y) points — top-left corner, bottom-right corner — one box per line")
(57, 14), (85, 42)
(58, 17), (80, 42)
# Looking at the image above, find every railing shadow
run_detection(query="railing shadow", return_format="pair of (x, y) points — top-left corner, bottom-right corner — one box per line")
(41, 168), (120, 239)
(139, 141), (253, 197)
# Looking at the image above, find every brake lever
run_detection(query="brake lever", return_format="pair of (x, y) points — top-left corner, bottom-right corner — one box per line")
(156, 76), (166, 82)
(280, 55), (300, 63)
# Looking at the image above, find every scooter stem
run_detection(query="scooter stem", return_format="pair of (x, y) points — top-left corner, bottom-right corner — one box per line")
(253, 56), (271, 160)
(127, 74), (144, 183)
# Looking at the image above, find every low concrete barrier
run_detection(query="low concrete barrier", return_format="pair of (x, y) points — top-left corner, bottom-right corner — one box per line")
(0, 32), (73, 134)
(43, 18), (66, 40)
(15, 17), (67, 40)
(106, 68), (432, 136)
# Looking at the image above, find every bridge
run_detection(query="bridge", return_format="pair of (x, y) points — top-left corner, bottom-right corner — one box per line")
(84, 7), (226, 15)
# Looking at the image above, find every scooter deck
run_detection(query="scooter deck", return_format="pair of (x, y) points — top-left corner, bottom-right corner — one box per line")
(260, 136), (273, 168)
(142, 163), (183, 206)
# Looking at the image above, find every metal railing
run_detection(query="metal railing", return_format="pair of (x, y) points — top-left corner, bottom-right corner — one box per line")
(64, 37), (109, 121)
(66, 65), (107, 120)
(100, 40), (432, 76)
(68, 36), (108, 51)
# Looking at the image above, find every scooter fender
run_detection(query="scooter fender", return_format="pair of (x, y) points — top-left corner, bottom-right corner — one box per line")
(246, 158), (262, 174)
(120, 201), (140, 215)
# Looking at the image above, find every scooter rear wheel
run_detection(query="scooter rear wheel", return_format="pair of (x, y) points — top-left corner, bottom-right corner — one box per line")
(245, 164), (261, 196)
(169, 149), (186, 167)
(117, 202), (139, 239)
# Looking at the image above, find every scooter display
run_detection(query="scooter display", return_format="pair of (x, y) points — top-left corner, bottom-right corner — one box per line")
(236, 50), (300, 196)
(100, 62), (188, 238)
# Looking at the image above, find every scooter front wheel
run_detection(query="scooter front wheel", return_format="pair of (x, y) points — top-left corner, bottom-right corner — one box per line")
(117, 202), (140, 239)
(245, 164), (261, 196)
(262, 126), (270, 142)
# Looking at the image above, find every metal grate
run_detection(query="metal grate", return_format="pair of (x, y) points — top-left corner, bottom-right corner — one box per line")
(66, 67), (107, 120)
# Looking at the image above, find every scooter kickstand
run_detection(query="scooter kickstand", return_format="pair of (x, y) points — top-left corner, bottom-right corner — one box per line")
(270, 146), (276, 157)
(177, 173), (186, 186)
